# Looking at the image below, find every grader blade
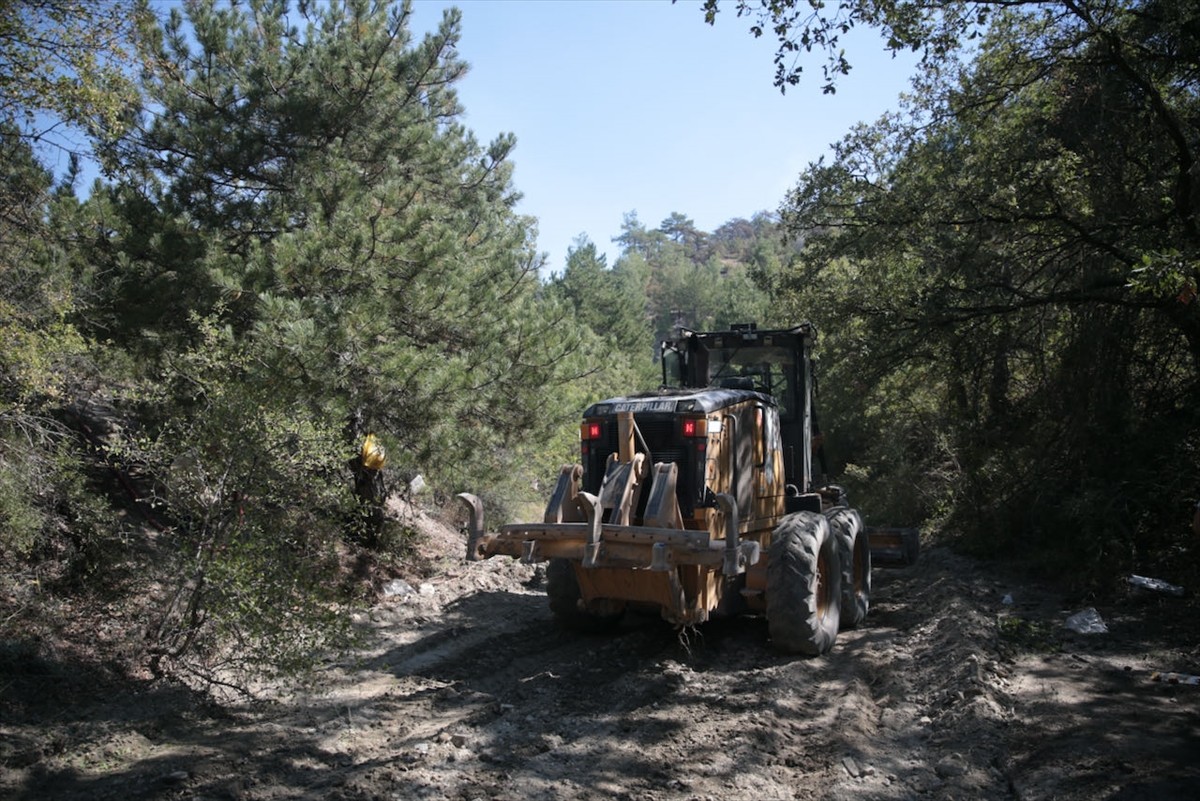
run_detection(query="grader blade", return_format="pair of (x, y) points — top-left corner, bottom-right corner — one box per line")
(867, 527), (920, 567)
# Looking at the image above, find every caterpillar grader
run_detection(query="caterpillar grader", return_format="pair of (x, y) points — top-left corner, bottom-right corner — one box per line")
(458, 322), (915, 655)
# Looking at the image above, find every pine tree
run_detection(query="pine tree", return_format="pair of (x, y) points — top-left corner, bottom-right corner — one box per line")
(95, 0), (579, 486)
(81, 0), (585, 682)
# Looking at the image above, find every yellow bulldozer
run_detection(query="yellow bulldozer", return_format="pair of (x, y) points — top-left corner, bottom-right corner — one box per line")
(458, 323), (917, 655)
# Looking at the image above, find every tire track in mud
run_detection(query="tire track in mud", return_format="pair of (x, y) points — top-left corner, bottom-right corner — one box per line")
(301, 548), (1022, 801)
(828, 553), (1019, 799)
(14, 540), (1196, 801)
(277, 544), (1199, 801)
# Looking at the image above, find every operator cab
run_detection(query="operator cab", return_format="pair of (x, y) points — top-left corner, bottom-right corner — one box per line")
(661, 322), (818, 495)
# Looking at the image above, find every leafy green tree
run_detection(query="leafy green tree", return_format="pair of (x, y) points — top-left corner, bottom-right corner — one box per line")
(711, 217), (757, 263)
(0, 2), (149, 665)
(623, 212), (769, 342)
(614, 211), (673, 263)
(0, 131), (81, 554)
(775, 1), (1200, 582)
(659, 211), (713, 264)
(645, 252), (767, 340)
(97, 0), (576, 485)
(0, 0), (141, 138)
(546, 235), (656, 374)
(701, 0), (1020, 93)
(76, 0), (588, 682)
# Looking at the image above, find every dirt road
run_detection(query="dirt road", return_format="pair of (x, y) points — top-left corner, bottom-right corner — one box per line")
(4, 514), (1199, 800)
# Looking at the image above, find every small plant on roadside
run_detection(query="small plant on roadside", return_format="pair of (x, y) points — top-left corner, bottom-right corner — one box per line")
(997, 614), (1061, 655)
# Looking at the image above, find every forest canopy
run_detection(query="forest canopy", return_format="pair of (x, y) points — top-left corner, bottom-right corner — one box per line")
(708, 0), (1200, 572)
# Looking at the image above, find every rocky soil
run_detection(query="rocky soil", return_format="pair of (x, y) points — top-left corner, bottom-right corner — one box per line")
(3, 506), (1199, 801)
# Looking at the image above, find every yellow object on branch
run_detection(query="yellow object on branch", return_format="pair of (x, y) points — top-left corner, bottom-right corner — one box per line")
(361, 433), (386, 470)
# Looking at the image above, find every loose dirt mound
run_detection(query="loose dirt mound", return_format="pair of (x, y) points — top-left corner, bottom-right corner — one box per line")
(3, 511), (1199, 800)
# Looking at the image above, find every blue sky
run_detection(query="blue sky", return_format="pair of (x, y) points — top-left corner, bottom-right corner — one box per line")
(408, 0), (917, 275)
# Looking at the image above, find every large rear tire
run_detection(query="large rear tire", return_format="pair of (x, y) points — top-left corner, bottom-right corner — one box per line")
(766, 512), (841, 655)
(546, 558), (624, 633)
(827, 507), (870, 629)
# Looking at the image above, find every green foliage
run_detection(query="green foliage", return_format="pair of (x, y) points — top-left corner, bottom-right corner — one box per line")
(0, 434), (50, 556)
(997, 614), (1060, 654)
(546, 236), (657, 377)
(611, 211), (777, 345)
(774, 1), (1200, 584)
(124, 312), (360, 684)
(0, 123), (126, 576)
(0, 429), (125, 582)
(702, 0), (1002, 93)
(44, 0), (595, 683)
(86, 0), (582, 497)
(0, 0), (142, 136)
(69, 183), (216, 357)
